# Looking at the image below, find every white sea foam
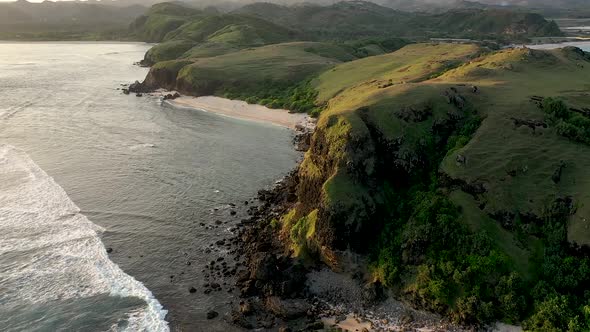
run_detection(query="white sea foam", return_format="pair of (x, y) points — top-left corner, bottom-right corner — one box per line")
(0, 145), (169, 331)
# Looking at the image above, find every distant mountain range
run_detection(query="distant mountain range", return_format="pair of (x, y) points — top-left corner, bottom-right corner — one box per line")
(159, 0), (590, 12)
(0, 0), (580, 40)
(0, 0), (146, 28)
(1, 0), (589, 18)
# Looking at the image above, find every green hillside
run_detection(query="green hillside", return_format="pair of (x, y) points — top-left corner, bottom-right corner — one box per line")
(425, 9), (563, 37)
(135, 6), (298, 65)
(236, 1), (412, 40)
(135, 2), (563, 66)
(277, 43), (590, 329)
(129, 2), (204, 42)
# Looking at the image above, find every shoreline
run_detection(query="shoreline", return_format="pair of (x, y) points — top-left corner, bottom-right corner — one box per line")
(227, 171), (520, 332)
(227, 171), (477, 332)
(156, 93), (315, 131)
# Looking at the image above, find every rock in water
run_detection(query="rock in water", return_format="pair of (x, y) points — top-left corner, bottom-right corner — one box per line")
(207, 311), (219, 319)
(128, 80), (145, 93)
(189, 287), (197, 293)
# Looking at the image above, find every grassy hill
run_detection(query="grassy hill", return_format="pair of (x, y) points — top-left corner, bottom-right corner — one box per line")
(129, 2), (205, 43)
(235, 1), (413, 40)
(276, 43), (590, 329)
(134, 4), (298, 65)
(143, 42), (356, 111)
(134, 1), (563, 66)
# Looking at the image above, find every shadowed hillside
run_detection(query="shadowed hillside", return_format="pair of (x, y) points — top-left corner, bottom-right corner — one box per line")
(234, 1), (562, 40)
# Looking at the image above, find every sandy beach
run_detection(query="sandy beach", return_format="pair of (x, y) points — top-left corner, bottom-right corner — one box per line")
(164, 95), (314, 130)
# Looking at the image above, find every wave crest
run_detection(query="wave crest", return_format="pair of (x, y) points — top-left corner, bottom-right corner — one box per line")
(0, 145), (169, 331)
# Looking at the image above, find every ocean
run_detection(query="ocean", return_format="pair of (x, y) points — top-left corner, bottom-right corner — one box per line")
(0, 42), (300, 331)
(528, 40), (590, 51)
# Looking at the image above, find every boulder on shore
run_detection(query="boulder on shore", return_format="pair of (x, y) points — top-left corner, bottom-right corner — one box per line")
(163, 92), (181, 101)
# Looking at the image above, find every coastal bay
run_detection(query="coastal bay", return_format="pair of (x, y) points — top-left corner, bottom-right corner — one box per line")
(0, 42), (300, 331)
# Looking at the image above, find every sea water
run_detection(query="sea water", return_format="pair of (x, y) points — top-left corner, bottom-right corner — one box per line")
(0, 42), (300, 331)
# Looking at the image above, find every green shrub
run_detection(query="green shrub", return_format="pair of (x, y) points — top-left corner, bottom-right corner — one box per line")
(544, 98), (590, 145)
(223, 78), (325, 115)
(543, 97), (570, 120)
(523, 295), (579, 332)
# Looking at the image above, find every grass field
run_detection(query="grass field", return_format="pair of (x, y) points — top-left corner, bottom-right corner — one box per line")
(436, 47), (590, 246)
(313, 43), (482, 103)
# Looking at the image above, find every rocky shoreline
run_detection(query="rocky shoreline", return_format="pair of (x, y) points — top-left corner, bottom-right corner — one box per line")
(219, 170), (474, 332)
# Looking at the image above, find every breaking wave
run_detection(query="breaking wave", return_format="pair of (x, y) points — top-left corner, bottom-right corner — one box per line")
(0, 145), (169, 331)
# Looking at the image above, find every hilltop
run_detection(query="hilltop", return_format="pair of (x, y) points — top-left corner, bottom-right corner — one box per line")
(130, 3), (300, 65)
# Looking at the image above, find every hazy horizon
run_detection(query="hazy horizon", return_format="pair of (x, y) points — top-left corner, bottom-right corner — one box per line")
(0, 0), (576, 5)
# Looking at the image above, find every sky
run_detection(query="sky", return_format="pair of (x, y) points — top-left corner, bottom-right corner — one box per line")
(0, 0), (568, 6)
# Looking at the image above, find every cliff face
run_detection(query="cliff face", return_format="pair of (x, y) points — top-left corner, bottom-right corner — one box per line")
(143, 60), (192, 91)
(289, 89), (477, 266)
(290, 112), (377, 264)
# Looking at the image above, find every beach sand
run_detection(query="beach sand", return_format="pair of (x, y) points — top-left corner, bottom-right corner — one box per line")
(165, 95), (314, 130)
